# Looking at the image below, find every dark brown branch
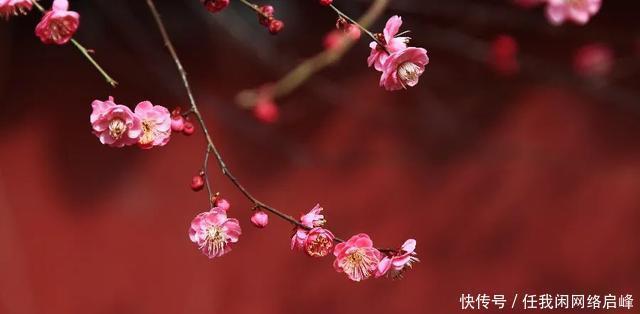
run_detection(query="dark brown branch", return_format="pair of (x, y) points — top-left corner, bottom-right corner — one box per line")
(145, 0), (397, 255)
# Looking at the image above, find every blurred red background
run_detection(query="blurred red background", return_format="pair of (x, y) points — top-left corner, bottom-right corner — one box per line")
(0, 1), (638, 313)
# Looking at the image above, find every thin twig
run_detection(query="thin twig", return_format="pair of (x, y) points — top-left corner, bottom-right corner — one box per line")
(30, 0), (118, 87)
(236, 0), (389, 107)
(145, 0), (396, 255)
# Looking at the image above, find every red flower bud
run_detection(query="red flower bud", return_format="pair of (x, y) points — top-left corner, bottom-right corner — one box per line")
(191, 175), (205, 191)
(268, 19), (284, 35)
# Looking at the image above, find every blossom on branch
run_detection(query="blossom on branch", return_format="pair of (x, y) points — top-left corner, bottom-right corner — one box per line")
(333, 233), (382, 282)
(189, 207), (242, 258)
(90, 97), (142, 148)
(304, 227), (335, 257)
(380, 47), (429, 91)
(35, 0), (79, 45)
(368, 15), (410, 71)
(376, 239), (419, 279)
(134, 101), (172, 149)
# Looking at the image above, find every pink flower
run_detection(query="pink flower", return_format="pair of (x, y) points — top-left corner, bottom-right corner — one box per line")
(214, 197), (230, 212)
(304, 227), (335, 257)
(573, 42), (613, 78)
(35, 0), (79, 45)
(134, 101), (172, 149)
(379, 47), (429, 91)
(250, 210), (269, 228)
(368, 15), (410, 72)
(333, 233), (381, 282)
(323, 25), (361, 51)
(189, 208), (242, 258)
(0, 0), (32, 20)
(375, 239), (419, 279)
(90, 97), (142, 147)
(545, 0), (601, 26)
(291, 228), (308, 251)
(300, 204), (326, 228)
(253, 99), (279, 124)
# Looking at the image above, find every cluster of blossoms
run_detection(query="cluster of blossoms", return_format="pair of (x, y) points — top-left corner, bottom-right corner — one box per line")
(190, 203), (418, 282)
(367, 16), (429, 91)
(514, 0), (602, 26)
(90, 97), (174, 149)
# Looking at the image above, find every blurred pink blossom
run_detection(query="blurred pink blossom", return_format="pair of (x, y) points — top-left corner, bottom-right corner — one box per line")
(35, 0), (79, 45)
(333, 233), (381, 282)
(545, 0), (601, 26)
(573, 42), (614, 78)
(90, 97), (142, 148)
(189, 208), (242, 258)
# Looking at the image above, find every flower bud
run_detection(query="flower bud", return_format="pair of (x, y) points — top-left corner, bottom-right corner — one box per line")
(253, 100), (279, 124)
(250, 210), (269, 228)
(202, 0), (229, 13)
(171, 115), (185, 132)
(268, 19), (284, 34)
(191, 174), (205, 191)
(183, 121), (195, 135)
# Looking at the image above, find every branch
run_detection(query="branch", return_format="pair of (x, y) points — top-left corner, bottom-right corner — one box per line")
(145, 0), (395, 254)
(236, 0), (389, 108)
(30, 0), (118, 87)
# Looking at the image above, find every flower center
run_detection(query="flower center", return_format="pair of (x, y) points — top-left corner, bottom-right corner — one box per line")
(139, 120), (156, 145)
(50, 19), (74, 42)
(201, 226), (228, 256)
(397, 62), (421, 85)
(108, 119), (127, 139)
(305, 235), (332, 257)
(343, 249), (376, 280)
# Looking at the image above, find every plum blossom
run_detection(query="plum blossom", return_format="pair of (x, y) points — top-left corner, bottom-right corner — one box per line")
(134, 101), (172, 149)
(291, 227), (308, 251)
(250, 210), (269, 228)
(300, 204), (326, 228)
(375, 239), (419, 279)
(292, 204), (329, 251)
(189, 208), (242, 258)
(90, 97), (142, 147)
(0, 0), (32, 20)
(368, 15), (410, 71)
(35, 0), (79, 45)
(545, 0), (602, 26)
(573, 42), (613, 78)
(333, 233), (381, 282)
(380, 47), (429, 91)
(304, 227), (335, 257)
